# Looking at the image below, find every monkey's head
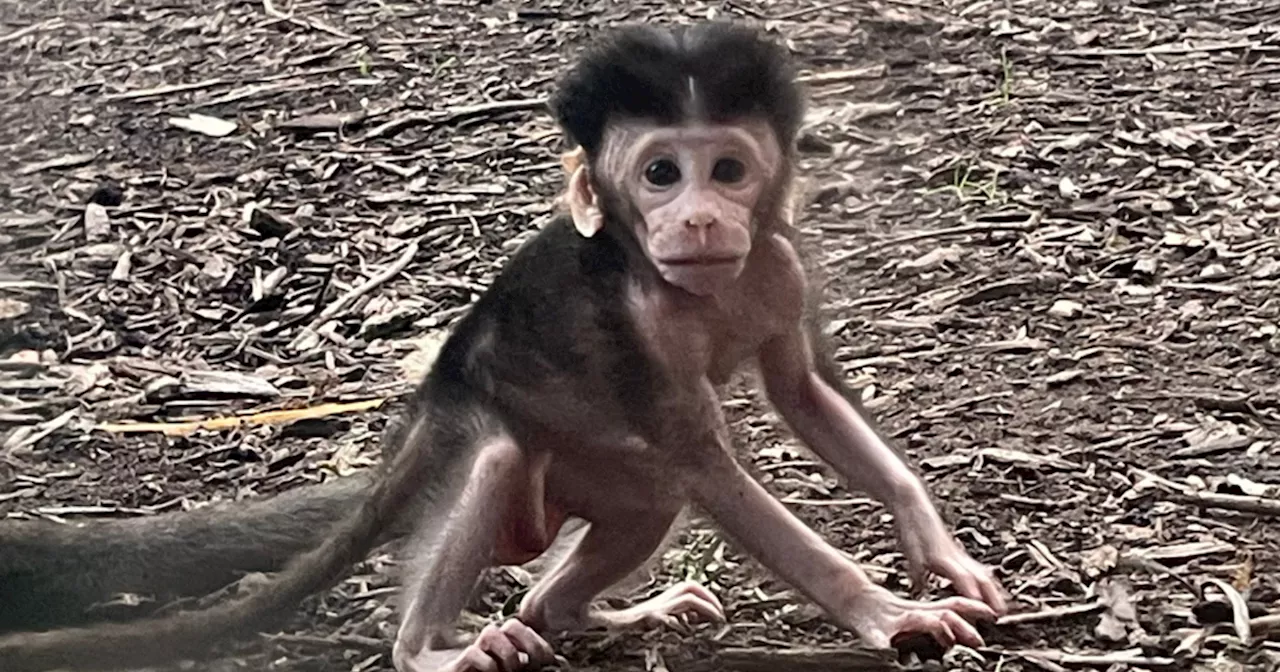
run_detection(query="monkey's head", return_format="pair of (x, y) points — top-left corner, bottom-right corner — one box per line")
(551, 22), (804, 296)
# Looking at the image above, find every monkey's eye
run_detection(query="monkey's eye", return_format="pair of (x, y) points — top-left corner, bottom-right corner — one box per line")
(711, 158), (746, 184)
(644, 159), (682, 187)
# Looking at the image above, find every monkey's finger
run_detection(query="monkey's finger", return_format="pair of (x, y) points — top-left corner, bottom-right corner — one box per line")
(931, 596), (998, 622)
(906, 557), (930, 598)
(656, 614), (687, 634)
(939, 610), (985, 648)
(663, 593), (728, 623)
(931, 556), (985, 604)
(900, 613), (957, 650)
(930, 553), (1007, 613)
(670, 581), (724, 613)
(974, 572), (1009, 615)
(456, 647), (502, 672)
(475, 626), (522, 672)
(500, 619), (556, 665)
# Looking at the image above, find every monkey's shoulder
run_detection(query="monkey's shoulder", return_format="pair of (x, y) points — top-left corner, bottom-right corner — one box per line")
(479, 215), (631, 318)
(425, 215), (640, 392)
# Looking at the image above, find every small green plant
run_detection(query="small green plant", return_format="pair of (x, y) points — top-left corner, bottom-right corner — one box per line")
(429, 53), (458, 79)
(924, 162), (1008, 205)
(667, 529), (726, 586)
(997, 46), (1013, 104)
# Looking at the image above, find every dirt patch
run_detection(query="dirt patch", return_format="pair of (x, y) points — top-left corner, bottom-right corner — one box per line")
(3, 0), (1279, 670)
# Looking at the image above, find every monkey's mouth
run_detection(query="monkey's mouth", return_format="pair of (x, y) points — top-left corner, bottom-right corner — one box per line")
(655, 256), (746, 296)
(656, 255), (743, 267)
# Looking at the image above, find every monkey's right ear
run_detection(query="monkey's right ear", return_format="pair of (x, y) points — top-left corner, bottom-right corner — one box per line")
(560, 147), (586, 177)
(566, 165), (604, 238)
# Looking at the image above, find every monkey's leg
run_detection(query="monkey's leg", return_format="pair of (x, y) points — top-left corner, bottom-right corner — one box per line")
(517, 508), (724, 634)
(392, 437), (556, 672)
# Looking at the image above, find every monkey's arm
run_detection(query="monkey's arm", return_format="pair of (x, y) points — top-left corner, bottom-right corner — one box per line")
(0, 471), (412, 633)
(755, 328), (1007, 613)
(687, 421), (993, 650)
(756, 329), (930, 507)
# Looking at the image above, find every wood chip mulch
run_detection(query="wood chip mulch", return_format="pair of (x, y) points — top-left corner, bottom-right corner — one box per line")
(3, 1), (1279, 670)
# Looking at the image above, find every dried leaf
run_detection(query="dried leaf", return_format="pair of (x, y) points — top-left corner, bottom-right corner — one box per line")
(0, 298), (31, 320)
(168, 113), (238, 137)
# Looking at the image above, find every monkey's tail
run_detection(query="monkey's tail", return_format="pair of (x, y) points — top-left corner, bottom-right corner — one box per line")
(0, 416), (439, 672)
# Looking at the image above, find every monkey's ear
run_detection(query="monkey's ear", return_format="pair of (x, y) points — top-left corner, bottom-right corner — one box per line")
(560, 147), (586, 177)
(781, 176), (814, 228)
(566, 165), (604, 238)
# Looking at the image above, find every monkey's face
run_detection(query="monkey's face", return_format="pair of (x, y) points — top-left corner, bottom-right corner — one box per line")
(568, 120), (782, 297)
(622, 121), (781, 296)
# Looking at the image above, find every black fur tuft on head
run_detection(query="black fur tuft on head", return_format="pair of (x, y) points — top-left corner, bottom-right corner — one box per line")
(550, 22), (804, 158)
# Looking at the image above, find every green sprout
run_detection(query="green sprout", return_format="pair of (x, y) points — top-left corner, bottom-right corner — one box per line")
(998, 45), (1013, 104)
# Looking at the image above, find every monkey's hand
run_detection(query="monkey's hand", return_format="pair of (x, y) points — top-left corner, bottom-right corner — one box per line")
(892, 503), (1007, 615)
(841, 584), (996, 651)
(393, 619), (556, 672)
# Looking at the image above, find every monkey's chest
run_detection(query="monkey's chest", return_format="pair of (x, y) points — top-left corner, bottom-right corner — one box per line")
(639, 302), (787, 385)
(705, 329), (769, 383)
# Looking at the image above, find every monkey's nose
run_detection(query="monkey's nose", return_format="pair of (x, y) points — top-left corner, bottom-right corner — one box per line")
(684, 212), (717, 229)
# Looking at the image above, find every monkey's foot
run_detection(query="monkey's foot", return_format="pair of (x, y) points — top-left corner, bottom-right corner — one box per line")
(393, 619), (556, 672)
(595, 581), (726, 632)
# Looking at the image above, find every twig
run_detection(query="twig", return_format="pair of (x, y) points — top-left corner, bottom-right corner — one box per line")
(1170, 490), (1280, 517)
(684, 647), (902, 672)
(1052, 40), (1259, 58)
(797, 63), (886, 85)
(0, 281), (59, 291)
(261, 0), (356, 39)
(261, 632), (386, 651)
(103, 78), (227, 102)
(995, 600), (1103, 626)
(826, 220), (1036, 266)
(984, 648), (1176, 668)
(774, 1), (844, 21)
(362, 98), (549, 141)
(1253, 613), (1280, 639)
(288, 239), (420, 350)
(0, 18), (64, 45)
(1115, 554), (1199, 596)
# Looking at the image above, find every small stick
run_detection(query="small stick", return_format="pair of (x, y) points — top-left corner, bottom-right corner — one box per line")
(1051, 40), (1259, 58)
(796, 64), (886, 84)
(288, 239), (420, 350)
(826, 220), (1035, 266)
(1170, 490), (1280, 517)
(995, 601), (1103, 626)
(261, 632), (386, 651)
(984, 648), (1176, 668)
(0, 18), (64, 45)
(686, 647), (902, 672)
(1252, 613), (1280, 638)
(103, 78), (227, 102)
(773, 2), (844, 21)
(261, 0), (355, 39)
(363, 98), (549, 141)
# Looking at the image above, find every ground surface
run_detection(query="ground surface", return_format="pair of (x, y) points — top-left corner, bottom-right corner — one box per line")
(3, 0), (1280, 670)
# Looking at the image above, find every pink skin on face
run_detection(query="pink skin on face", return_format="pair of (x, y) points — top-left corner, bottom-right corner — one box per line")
(609, 121), (781, 296)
